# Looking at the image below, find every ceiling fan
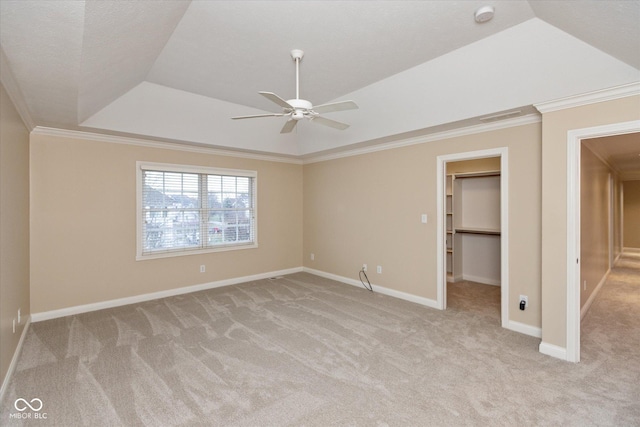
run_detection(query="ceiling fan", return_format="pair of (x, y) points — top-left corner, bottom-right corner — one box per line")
(231, 49), (358, 134)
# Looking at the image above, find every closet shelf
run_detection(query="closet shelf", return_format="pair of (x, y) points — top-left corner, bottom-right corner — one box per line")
(454, 170), (500, 179)
(455, 227), (500, 236)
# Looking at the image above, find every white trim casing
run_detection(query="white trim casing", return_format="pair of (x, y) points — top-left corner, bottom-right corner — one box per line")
(539, 341), (568, 360)
(30, 113), (541, 167)
(31, 267), (303, 322)
(436, 159), (447, 309)
(303, 267), (440, 310)
(534, 82), (640, 114)
(436, 147), (511, 330)
(304, 267), (542, 338)
(31, 127), (303, 165)
(305, 114), (539, 164)
(461, 274), (501, 287)
(565, 119), (640, 363)
(135, 161), (258, 260)
(507, 320), (542, 338)
(0, 316), (31, 404)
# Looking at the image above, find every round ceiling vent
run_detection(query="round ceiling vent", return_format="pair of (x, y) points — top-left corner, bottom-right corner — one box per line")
(474, 6), (495, 23)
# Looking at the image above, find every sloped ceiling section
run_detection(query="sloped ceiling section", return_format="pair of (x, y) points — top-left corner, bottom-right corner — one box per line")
(78, 0), (190, 123)
(529, 0), (640, 70)
(1, 0), (639, 157)
(0, 0), (84, 127)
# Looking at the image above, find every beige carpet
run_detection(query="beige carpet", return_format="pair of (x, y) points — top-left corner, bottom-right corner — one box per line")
(2, 256), (639, 426)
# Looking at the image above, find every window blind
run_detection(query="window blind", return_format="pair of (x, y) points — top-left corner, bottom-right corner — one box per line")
(138, 163), (256, 258)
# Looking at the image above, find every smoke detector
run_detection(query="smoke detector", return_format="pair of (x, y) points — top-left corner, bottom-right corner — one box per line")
(475, 6), (495, 23)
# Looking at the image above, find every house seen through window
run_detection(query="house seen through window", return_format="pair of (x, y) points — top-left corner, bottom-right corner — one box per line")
(137, 162), (257, 259)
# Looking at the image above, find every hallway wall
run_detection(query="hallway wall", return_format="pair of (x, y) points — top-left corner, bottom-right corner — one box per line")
(580, 144), (616, 309)
(623, 180), (640, 249)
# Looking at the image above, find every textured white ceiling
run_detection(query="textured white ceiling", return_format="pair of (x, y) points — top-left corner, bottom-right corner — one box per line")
(1, 0), (639, 161)
(78, 0), (190, 123)
(146, 0), (535, 111)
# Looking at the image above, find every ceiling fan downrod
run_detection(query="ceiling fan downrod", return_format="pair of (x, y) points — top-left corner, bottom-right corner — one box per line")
(230, 48), (358, 133)
(290, 49), (304, 100)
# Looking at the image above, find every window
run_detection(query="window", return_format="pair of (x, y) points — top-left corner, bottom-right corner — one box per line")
(137, 162), (257, 259)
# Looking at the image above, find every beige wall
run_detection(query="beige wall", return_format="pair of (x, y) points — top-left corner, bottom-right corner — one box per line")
(446, 157), (501, 174)
(30, 133), (303, 313)
(0, 83), (30, 387)
(614, 175), (623, 260)
(580, 145), (614, 308)
(540, 95), (640, 348)
(304, 122), (542, 329)
(623, 180), (640, 248)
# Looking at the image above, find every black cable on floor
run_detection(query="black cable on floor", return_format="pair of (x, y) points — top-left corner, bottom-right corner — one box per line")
(359, 268), (373, 292)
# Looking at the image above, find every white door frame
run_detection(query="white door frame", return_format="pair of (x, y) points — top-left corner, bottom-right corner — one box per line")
(436, 147), (509, 328)
(609, 174), (614, 270)
(565, 119), (640, 363)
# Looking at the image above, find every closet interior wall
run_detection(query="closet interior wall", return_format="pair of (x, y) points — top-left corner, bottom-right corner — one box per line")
(446, 158), (501, 286)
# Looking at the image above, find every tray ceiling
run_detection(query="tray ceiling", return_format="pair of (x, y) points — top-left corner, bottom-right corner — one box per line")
(1, 0), (639, 159)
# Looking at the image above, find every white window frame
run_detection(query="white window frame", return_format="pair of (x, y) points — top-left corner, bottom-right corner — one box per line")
(136, 161), (258, 260)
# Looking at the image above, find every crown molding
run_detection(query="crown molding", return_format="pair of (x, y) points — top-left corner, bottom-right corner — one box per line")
(31, 111), (542, 167)
(30, 127), (303, 165)
(303, 113), (541, 164)
(0, 47), (36, 130)
(534, 81), (640, 114)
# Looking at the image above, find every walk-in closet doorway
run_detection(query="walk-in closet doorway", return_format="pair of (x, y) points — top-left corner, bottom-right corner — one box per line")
(436, 147), (510, 329)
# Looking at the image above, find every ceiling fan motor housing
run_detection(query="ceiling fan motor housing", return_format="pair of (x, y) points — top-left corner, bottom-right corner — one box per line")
(287, 98), (313, 120)
(231, 48), (358, 132)
(287, 99), (312, 110)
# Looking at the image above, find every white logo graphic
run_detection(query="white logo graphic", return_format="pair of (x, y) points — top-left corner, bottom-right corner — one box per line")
(14, 398), (43, 412)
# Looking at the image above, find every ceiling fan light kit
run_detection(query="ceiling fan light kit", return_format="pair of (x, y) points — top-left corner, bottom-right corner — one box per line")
(232, 49), (358, 133)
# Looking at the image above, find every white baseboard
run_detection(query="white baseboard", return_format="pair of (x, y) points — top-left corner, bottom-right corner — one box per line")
(623, 247), (640, 254)
(303, 267), (440, 310)
(31, 267), (303, 322)
(0, 316), (31, 404)
(462, 274), (501, 286)
(539, 341), (568, 361)
(580, 268), (610, 319)
(506, 320), (541, 338)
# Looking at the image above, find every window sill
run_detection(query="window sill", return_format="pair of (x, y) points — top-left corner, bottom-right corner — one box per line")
(136, 242), (258, 261)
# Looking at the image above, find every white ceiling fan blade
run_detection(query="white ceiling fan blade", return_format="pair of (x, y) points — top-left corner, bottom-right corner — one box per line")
(280, 119), (298, 134)
(311, 116), (350, 130)
(312, 100), (358, 114)
(231, 113), (286, 120)
(259, 91), (293, 109)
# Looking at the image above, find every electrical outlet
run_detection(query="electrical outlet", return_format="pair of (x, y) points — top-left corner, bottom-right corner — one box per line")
(200, 265), (206, 273)
(519, 295), (528, 308)
(18, 309), (21, 324)
(377, 265), (382, 274)
(13, 318), (16, 334)
(421, 214), (428, 223)
(310, 253), (315, 261)
(362, 264), (367, 272)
